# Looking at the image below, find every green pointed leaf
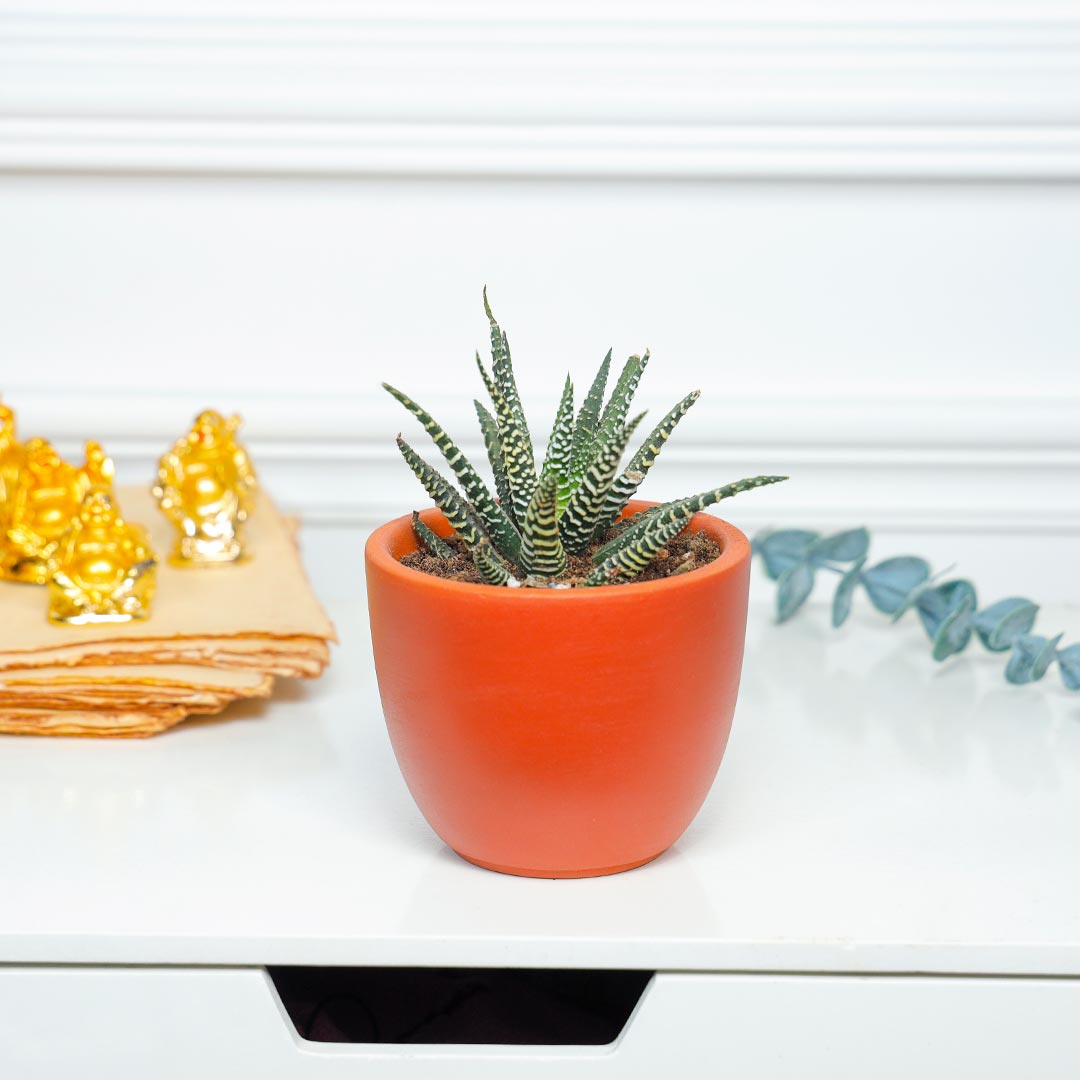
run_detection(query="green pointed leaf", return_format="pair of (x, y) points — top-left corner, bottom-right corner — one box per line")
(567, 349), (612, 497)
(597, 351), (650, 446)
(482, 290), (536, 523)
(592, 390), (700, 536)
(585, 505), (690, 586)
(395, 436), (487, 551)
(540, 375), (575, 511)
(519, 471), (566, 577)
(595, 476), (789, 565)
(474, 399), (515, 525)
(411, 512), (455, 559)
(473, 538), (512, 586)
(559, 421), (638, 556)
(385, 383), (521, 561)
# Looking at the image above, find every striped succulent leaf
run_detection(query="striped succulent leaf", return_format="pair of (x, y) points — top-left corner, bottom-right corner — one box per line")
(475, 350), (499, 406)
(584, 508), (693, 586)
(591, 389), (701, 538)
(595, 351), (650, 450)
(482, 289), (537, 523)
(411, 511), (455, 559)
(395, 436), (489, 551)
(384, 383), (521, 561)
(593, 475), (789, 565)
(474, 399), (515, 523)
(540, 375), (576, 511)
(566, 349), (612, 499)
(518, 470), (567, 577)
(473, 538), (513, 586)
(558, 417), (642, 556)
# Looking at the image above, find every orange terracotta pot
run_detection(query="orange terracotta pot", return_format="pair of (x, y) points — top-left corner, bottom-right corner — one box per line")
(365, 501), (751, 879)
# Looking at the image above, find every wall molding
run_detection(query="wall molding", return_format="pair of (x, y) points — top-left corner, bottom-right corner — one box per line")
(5, 4), (1080, 178)
(6, 389), (1078, 532)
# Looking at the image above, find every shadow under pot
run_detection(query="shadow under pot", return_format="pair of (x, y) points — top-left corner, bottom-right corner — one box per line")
(365, 500), (751, 879)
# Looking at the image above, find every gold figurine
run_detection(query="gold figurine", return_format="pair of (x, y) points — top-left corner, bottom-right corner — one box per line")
(153, 410), (258, 566)
(48, 489), (157, 626)
(0, 403), (22, 538)
(2, 438), (110, 585)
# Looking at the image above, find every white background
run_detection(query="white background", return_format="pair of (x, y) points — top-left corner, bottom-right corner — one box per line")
(1, 0), (1078, 598)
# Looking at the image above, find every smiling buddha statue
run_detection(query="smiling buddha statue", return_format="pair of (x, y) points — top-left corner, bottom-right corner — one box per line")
(2, 438), (110, 585)
(48, 487), (157, 626)
(0, 404), (21, 538)
(153, 409), (258, 566)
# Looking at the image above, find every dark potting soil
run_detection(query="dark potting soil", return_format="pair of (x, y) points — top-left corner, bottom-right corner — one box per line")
(400, 525), (721, 587)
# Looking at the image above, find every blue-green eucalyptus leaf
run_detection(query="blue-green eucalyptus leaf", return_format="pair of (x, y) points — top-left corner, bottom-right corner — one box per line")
(930, 593), (976, 661)
(1057, 644), (1080, 691)
(972, 598), (1040, 653)
(860, 556), (931, 615)
(809, 528), (870, 566)
(1005, 633), (1064, 685)
(757, 530), (819, 581)
(915, 580), (977, 641)
(777, 561), (816, 623)
(831, 556), (867, 629)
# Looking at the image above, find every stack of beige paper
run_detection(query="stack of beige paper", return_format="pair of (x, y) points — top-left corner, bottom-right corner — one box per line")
(0, 487), (335, 737)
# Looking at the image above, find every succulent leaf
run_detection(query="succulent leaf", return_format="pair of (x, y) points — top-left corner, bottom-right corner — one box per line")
(972, 598), (1040, 653)
(559, 421), (639, 556)
(411, 512), (455, 559)
(592, 390), (700, 536)
(832, 556), (867, 628)
(540, 375), (576, 511)
(385, 383), (521, 561)
(595, 475), (789, 565)
(567, 349), (612, 499)
(1006, 633), (1064, 684)
(585, 505), (692, 585)
(597, 352), (650, 447)
(860, 557), (932, 615)
(519, 471), (567, 577)
(483, 289), (537, 520)
(473, 538), (513, 586)
(474, 399), (515, 524)
(396, 436), (487, 550)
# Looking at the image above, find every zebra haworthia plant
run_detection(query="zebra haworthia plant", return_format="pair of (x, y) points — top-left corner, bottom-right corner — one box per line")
(386, 290), (787, 588)
(754, 526), (1080, 692)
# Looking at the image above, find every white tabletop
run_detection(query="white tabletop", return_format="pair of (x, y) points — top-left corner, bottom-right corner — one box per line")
(1, 526), (1078, 975)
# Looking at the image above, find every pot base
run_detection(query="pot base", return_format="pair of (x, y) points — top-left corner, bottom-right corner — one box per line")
(456, 850), (665, 879)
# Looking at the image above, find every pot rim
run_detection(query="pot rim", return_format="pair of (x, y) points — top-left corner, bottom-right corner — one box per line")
(365, 499), (751, 602)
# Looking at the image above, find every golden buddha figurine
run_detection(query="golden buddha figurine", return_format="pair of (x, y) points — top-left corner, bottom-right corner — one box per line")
(48, 489), (157, 625)
(0, 404), (21, 536)
(2, 438), (110, 585)
(153, 409), (258, 566)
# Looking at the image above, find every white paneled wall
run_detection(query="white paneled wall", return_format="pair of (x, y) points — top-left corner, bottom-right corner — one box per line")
(1, 1), (1079, 598)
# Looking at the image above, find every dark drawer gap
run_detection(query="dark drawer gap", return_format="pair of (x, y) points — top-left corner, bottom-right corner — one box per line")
(269, 966), (653, 1045)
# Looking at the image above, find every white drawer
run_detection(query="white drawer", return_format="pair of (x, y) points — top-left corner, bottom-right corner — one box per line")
(2, 965), (1079, 1078)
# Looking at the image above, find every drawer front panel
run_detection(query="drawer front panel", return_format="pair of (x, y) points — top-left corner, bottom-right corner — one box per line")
(1, 966), (1078, 1078)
